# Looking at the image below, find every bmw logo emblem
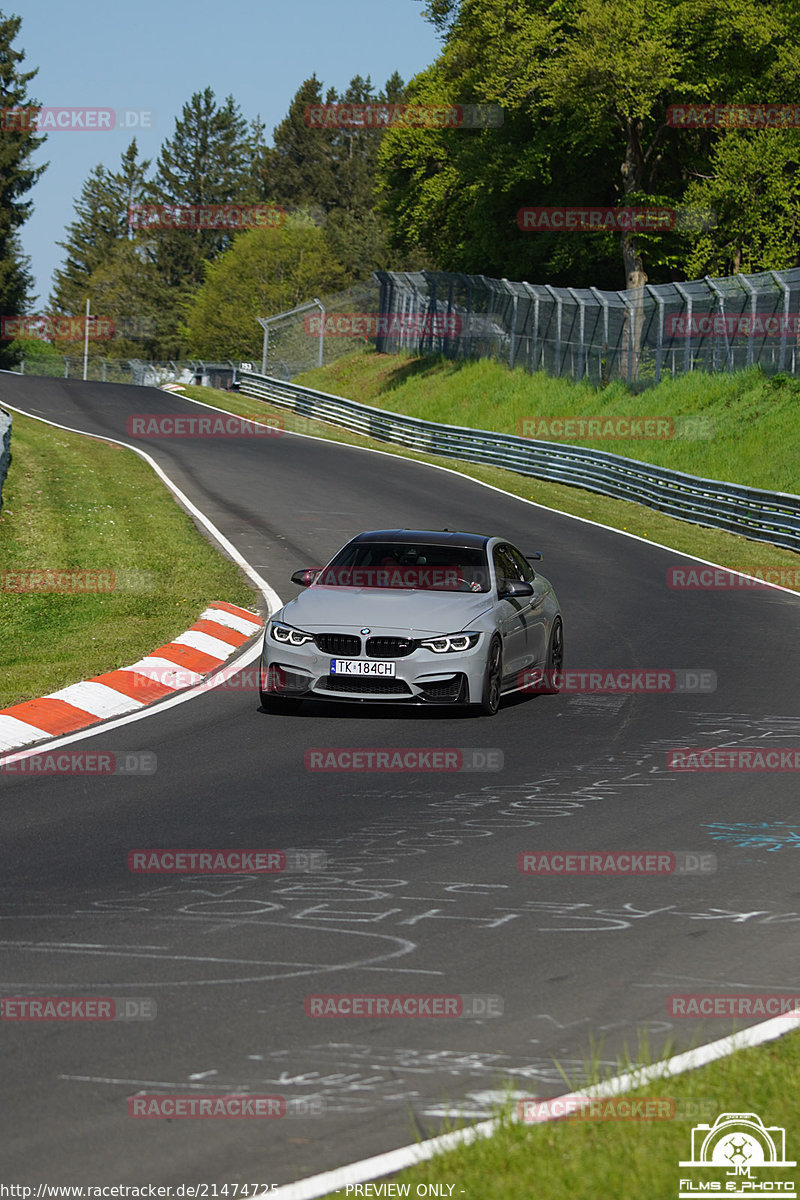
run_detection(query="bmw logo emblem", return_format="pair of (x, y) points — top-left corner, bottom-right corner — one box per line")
(360, 628), (371, 635)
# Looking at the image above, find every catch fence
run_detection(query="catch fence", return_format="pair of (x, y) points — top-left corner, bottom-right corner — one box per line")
(372, 268), (800, 385)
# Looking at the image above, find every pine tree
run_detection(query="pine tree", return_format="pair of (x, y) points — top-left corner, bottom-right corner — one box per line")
(254, 76), (338, 212)
(147, 88), (251, 290)
(0, 10), (46, 367)
(50, 140), (150, 314)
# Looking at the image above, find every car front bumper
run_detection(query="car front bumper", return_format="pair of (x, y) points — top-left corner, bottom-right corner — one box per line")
(261, 630), (487, 705)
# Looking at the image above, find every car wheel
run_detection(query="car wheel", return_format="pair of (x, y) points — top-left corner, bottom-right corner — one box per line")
(479, 636), (503, 716)
(539, 618), (564, 694)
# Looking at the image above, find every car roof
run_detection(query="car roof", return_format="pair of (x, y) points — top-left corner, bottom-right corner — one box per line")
(348, 529), (492, 549)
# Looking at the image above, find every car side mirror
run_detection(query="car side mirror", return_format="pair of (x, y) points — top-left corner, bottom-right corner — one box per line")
(499, 579), (534, 598)
(525, 551), (542, 561)
(291, 567), (322, 587)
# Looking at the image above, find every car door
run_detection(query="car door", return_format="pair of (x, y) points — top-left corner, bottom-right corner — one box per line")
(507, 543), (548, 668)
(492, 543), (530, 682)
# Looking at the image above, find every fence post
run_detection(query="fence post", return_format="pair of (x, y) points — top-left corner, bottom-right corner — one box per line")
(769, 270), (791, 373)
(673, 283), (693, 374)
(623, 297), (635, 385)
(428, 276), (438, 357)
(506, 281), (518, 370)
(258, 319), (269, 374)
(465, 277), (473, 361)
(646, 286), (665, 384)
(705, 276), (732, 372)
(567, 288), (586, 380)
(739, 275), (757, 368)
(522, 282), (540, 374)
(314, 298), (325, 368)
(589, 287), (610, 383)
(544, 285), (562, 377)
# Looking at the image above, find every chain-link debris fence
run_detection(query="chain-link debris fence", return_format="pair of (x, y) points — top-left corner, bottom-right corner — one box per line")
(372, 267), (800, 386)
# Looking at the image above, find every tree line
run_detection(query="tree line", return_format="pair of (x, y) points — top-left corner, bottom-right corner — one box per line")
(2, 0), (800, 367)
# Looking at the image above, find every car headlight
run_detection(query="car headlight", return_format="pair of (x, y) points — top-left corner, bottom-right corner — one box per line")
(419, 632), (481, 654)
(269, 621), (315, 647)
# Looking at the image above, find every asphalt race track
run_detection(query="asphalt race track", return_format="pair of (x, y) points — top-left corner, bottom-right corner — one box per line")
(1, 373), (799, 1187)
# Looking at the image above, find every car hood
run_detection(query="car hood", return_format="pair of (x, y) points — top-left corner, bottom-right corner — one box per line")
(278, 586), (493, 634)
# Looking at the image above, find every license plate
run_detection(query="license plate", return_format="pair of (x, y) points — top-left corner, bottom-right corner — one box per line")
(330, 659), (396, 677)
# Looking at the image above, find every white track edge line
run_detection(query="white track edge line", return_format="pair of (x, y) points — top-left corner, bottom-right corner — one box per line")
(263, 1015), (800, 1200)
(0, 400), (281, 764)
(178, 390), (800, 598)
(4, 384), (799, 1185)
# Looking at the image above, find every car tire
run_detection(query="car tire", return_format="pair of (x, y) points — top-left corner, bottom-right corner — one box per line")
(479, 636), (503, 716)
(539, 617), (564, 694)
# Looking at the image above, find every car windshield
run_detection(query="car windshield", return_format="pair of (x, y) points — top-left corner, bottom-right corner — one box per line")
(317, 542), (491, 592)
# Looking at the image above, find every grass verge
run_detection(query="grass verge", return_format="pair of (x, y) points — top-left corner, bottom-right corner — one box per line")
(318, 1028), (800, 1199)
(171, 381), (800, 593)
(295, 350), (800, 495)
(0, 405), (257, 708)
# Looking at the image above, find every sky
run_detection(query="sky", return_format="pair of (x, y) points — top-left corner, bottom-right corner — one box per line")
(11, 0), (443, 304)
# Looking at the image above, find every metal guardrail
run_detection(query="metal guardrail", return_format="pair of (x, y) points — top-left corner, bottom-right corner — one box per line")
(12, 357), (240, 388)
(239, 371), (800, 553)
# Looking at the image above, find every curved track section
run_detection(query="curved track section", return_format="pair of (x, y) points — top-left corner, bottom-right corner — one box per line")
(1, 374), (799, 1186)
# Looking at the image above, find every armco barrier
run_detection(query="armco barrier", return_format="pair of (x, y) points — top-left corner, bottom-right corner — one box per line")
(238, 372), (800, 552)
(0, 409), (11, 515)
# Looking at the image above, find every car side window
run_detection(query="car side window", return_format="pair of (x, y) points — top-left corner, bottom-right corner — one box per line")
(508, 544), (535, 583)
(493, 544), (521, 590)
